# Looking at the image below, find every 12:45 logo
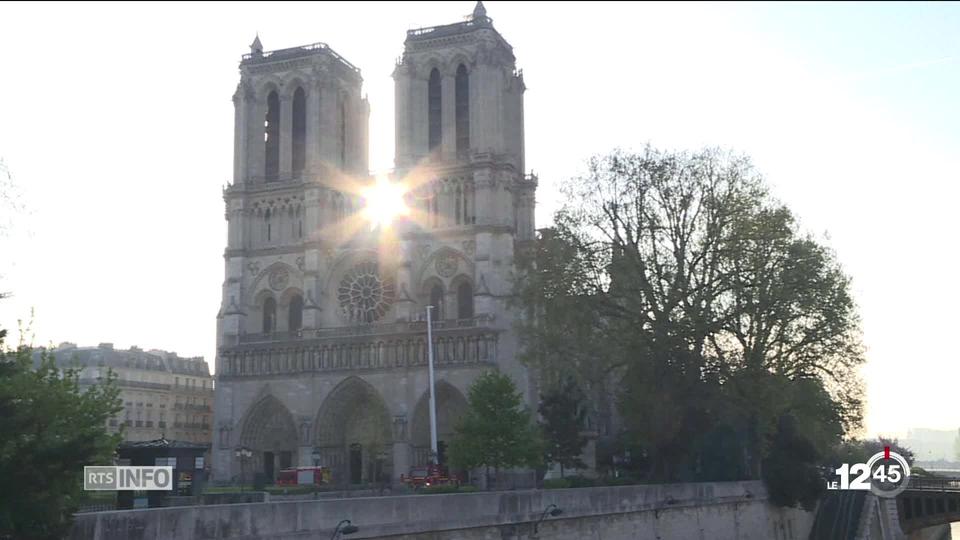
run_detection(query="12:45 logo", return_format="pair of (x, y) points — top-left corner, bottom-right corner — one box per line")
(828, 447), (911, 498)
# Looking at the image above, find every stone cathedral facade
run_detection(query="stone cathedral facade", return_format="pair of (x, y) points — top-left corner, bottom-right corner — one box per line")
(212, 2), (537, 485)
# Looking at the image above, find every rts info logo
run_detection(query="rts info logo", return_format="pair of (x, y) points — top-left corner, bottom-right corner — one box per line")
(84, 466), (173, 491)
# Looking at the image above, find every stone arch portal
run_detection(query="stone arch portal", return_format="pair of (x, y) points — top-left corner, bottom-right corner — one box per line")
(238, 395), (298, 484)
(411, 381), (468, 467)
(313, 377), (393, 485)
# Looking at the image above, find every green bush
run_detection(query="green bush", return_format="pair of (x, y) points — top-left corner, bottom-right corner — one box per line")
(543, 478), (571, 489)
(566, 475), (597, 488)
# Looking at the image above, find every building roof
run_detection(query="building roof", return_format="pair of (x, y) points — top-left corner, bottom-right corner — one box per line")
(32, 343), (210, 377)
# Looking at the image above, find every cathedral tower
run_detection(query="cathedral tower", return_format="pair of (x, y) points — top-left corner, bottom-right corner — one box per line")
(213, 3), (537, 487)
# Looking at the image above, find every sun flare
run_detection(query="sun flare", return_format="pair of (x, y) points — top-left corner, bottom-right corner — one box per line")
(362, 177), (409, 229)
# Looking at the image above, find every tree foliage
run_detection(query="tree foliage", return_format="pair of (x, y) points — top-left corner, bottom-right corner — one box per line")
(0, 343), (122, 539)
(448, 371), (542, 484)
(538, 377), (588, 477)
(517, 146), (865, 497)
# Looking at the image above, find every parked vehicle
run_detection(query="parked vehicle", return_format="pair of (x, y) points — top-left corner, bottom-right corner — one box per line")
(400, 464), (460, 489)
(276, 466), (331, 486)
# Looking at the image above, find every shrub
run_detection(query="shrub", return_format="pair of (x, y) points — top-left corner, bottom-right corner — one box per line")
(543, 478), (572, 489)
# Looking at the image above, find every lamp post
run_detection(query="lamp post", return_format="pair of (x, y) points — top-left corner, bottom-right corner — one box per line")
(330, 519), (359, 540)
(426, 305), (439, 465)
(534, 504), (563, 535)
(234, 446), (252, 492)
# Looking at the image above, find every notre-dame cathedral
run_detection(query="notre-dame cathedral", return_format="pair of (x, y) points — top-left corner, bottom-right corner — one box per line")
(212, 2), (538, 485)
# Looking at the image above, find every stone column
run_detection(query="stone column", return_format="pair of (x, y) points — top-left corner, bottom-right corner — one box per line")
(341, 93), (353, 172)
(391, 414), (411, 484)
(394, 65), (411, 167)
(232, 91), (242, 183)
(473, 168), (494, 226)
(319, 82), (338, 172)
(441, 71), (456, 161)
(248, 97), (266, 182)
(411, 75), (429, 162)
(279, 94), (293, 179)
(306, 81), (322, 177)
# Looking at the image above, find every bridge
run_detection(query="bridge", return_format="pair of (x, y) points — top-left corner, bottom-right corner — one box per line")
(809, 475), (960, 540)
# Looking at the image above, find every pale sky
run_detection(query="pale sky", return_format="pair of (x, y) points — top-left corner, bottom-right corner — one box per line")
(0, 1), (957, 439)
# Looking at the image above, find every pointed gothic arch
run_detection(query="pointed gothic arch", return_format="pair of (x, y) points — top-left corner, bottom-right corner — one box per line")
(313, 377), (393, 485)
(238, 394), (298, 482)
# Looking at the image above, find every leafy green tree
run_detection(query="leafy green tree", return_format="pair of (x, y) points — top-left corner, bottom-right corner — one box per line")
(448, 371), (542, 488)
(516, 146), (865, 488)
(0, 344), (122, 540)
(762, 413), (825, 511)
(539, 378), (588, 477)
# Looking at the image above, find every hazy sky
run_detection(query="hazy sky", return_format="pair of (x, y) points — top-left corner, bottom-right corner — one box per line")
(0, 1), (957, 439)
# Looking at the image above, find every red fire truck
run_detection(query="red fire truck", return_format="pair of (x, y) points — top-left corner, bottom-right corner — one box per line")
(276, 466), (331, 486)
(400, 464), (460, 489)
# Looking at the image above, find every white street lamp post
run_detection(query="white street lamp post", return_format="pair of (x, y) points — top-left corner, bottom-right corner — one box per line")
(426, 305), (439, 465)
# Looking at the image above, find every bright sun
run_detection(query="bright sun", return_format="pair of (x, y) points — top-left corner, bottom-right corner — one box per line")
(362, 177), (408, 228)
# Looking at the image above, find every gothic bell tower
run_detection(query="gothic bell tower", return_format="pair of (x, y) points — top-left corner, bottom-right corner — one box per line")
(392, 1), (538, 404)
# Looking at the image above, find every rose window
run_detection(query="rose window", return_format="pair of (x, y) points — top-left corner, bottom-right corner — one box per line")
(337, 261), (395, 323)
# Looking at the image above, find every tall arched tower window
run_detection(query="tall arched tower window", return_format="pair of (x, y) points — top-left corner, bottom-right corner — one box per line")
(263, 297), (276, 334)
(428, 68), (442, 153)
(429, 284), (444, 320)
(457, 282), (473, 319)
(288, 295), (303, 332)
(265, 90), (280, 181)
(292, 87), (306, 176)
(455, 64), (469, 157)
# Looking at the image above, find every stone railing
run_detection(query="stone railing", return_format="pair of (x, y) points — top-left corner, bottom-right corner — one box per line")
(220, 322), (499, 378)
(406, 16), (493, 41)
(239, 316), (494, 344)
(241, 42), (360, 74)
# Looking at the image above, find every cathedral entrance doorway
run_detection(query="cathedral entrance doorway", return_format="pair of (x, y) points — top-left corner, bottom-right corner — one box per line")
(238, 395), (298, 486)
(314, 377), (393, 486)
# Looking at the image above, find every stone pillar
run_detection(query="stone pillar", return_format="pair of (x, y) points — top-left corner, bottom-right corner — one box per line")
(391, 414), (411, 484)
(411, 75), (429, 162)
(473, 168), (494, 226)
(341, 93), (353, 173)
(306, 81), (322, 176)
(394, 65), (411, 167)
(395, 239), (416, 321)
(319, 82), (338, 171)
(279, 94), (293, 179)
(248, 97), (266, 182)
(358, 98), (370, 173)
(232, 91), (242, 183)
(441, 71), (456, 161)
